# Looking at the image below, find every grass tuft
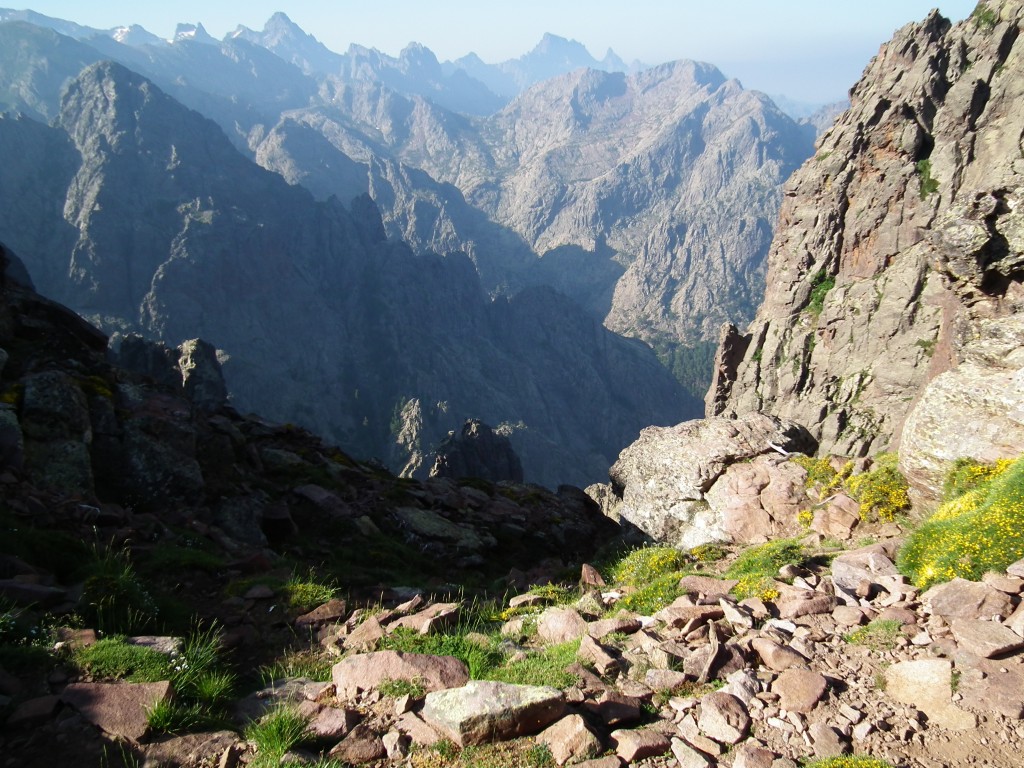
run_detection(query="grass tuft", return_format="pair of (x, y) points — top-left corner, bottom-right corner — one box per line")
(244, 705), (310, 767)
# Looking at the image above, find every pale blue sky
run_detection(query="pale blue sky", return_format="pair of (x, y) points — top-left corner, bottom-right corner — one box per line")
(10, 1), (980, 102)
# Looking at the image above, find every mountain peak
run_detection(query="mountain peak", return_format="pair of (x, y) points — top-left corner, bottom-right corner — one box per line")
(173, 22), (217, 45)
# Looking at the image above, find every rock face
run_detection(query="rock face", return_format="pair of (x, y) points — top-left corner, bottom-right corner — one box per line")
(593, 413), (815, 548)
(709, 0), (1024, 492)
(0, 61), (691, 488)
(428, 419), (523, 483)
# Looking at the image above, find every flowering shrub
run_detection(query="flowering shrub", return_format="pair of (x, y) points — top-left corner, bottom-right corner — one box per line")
(689, 543), (726, 563)
(611, 546), (688, 586)
(942, 457), (1014, 501)
(845, 453), (910, 522)
(806, 757), (894, 768)
(898, 456), (1024, 589)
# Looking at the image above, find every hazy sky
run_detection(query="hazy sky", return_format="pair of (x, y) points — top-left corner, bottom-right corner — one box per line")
(12, 1), (979, 102)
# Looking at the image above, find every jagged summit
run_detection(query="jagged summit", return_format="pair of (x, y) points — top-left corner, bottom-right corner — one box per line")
(172, 22), (217, 45)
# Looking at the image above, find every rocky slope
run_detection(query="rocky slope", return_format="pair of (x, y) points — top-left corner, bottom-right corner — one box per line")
(0, 63), (691, 488)
(707, 0), (1024, 491)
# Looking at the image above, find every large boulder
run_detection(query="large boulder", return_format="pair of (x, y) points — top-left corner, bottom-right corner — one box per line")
(599, 413), (815, 548)
(422, 681), (565, 747)
(900, 312), (1024, 501)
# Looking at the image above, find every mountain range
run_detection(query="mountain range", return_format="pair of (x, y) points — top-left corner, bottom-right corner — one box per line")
(0, 8), (817, 485)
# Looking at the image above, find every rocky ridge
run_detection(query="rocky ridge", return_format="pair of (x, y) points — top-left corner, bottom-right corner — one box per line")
(707, 0), (1024, 492)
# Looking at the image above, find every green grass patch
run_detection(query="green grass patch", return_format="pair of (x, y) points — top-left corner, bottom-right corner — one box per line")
(74, 637), (171, 682)
(726, 539), (805, 580)
(526, 583), (576, 604)
(0, 644), (54, 674)
(725, 538), (806, 602)
(136, 541), (225, 577)
(146, 699), (229, 735)
(898, 456), (1024, 589)
(689, 543), (725, 563)
(485, 639), (581, 689)
(410, 738), (554, 768)
(844, 619), (903, 650)
(381, 628), (504, 680)
(379, 677), (426, 698)
(283, 573), (338, 614)
(79, 547), (160, 635)
(0, 511), (94, 581)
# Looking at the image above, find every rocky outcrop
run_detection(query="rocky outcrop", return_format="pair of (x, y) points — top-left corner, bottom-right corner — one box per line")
(711, 1), (1024, 486)
(113, 334), (228, 413)
(591, 413), (815, 548)
(428, 419), (523, 483)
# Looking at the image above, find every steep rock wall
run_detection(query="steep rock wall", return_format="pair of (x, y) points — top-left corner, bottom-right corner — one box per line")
(710, 1), (1024, 480)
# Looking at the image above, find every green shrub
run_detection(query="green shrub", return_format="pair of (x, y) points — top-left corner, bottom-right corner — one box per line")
(74, 637), (170, 682)
(916, 158), (939, 199)
(898, 456), (1024, 589)
(942, 457), (1014, 502)
(807, 270), (836, 315)
(791, 455), (851, 497)
(611, 546), (688, 586)
(845, 453), (910, 522)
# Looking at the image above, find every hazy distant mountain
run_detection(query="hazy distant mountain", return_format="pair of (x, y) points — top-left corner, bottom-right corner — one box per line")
(0, 61), (693, 487)
(0, 7), (107, 39)
(445, 32), (638, 100)
(275, 59), (813, 387)
(229, 11), (344, 75)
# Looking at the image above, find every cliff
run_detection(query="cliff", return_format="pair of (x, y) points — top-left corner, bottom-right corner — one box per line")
(708, 0), (1024, 494)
